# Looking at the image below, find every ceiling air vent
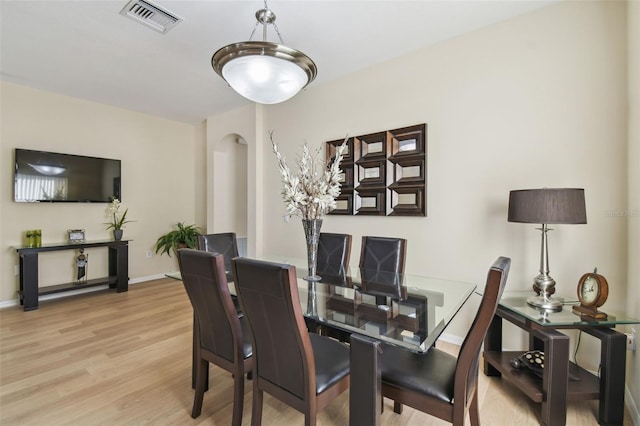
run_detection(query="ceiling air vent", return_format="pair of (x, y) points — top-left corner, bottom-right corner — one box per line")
(120, 0), (182, 34)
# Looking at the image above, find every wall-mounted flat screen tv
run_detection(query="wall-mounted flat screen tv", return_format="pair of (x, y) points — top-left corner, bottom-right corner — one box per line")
(14, 149), (121, 203)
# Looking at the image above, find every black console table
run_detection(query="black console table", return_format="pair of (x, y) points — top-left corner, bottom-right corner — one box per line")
(14, 240), (129, 311)
(483, 292), (639, 426)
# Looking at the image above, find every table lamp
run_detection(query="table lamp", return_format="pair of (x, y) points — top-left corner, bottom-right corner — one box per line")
(508, 188), (586, 311)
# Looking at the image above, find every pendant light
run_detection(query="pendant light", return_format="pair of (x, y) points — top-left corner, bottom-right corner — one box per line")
(211, 1), (317, 104)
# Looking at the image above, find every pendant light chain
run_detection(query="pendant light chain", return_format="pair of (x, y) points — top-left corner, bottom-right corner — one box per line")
(271, 22), (284, 44)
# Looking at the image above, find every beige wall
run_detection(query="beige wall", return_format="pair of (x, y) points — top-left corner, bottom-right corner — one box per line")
(626, 0), (640, 419)
(0, 82), (203, 303)
(265, 0), (627, 345)
(194, 121), (207, 230)
(205, 105), (254, 238)
(208, 0), (631, 388)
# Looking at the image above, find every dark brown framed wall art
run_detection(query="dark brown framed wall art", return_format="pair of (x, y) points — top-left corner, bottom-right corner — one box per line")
(326, 123), (426, 217)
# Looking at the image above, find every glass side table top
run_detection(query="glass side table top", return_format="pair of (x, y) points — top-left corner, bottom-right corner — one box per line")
(498, 291), (640, 327)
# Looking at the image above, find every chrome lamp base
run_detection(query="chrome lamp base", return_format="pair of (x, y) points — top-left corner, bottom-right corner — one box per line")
(527, 293), (563, 311)
(526, 223), (563, 312)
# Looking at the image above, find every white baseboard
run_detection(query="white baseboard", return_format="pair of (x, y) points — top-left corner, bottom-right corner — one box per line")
(438, 332), (465, 346)
(129, 273), (168, 284)
(627, 386), (640, 426)
(0, 273), (172, 309)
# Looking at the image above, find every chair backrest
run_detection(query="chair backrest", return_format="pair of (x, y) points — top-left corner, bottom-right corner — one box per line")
(231, 257), (314, 401)
(455, 256), (510, 404)
(359, 236), (407, 273)
(318, 233), (352, 268)
(197, 233), (239, 280)
(178, 248), (244, 363)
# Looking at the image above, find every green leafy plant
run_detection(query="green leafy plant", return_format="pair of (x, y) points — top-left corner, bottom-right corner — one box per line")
(154, 222), (202, 257)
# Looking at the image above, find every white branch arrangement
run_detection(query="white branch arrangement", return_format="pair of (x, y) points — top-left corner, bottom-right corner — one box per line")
(271, 132), (348, 220)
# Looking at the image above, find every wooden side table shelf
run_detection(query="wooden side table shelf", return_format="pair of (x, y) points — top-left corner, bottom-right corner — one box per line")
(483, 292), (638, 426)
(14, 239), (129, 311)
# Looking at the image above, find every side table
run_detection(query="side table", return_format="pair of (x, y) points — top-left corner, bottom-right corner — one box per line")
(483, 292), (638, 426)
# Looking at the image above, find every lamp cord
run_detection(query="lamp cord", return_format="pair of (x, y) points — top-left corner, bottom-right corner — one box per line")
(573, 330), (582, 368)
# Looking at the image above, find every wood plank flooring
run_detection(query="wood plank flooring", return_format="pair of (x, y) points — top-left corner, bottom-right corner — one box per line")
(0, 278), (631, 425)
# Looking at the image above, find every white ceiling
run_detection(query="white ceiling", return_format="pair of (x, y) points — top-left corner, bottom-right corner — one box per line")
(0, 0), (558, 124)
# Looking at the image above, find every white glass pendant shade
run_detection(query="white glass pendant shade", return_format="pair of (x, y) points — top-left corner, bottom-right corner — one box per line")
(212, 40), (317, 105)
(222, 55), (307, 104)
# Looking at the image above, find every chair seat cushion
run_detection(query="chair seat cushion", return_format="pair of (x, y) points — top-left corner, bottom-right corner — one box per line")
(381, 344), (456, 403)
(239, 316), (253, 359)
(309, 333), (350, 395)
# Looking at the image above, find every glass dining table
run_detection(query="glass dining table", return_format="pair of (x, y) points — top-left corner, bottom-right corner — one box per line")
(168, 256), (477, 425)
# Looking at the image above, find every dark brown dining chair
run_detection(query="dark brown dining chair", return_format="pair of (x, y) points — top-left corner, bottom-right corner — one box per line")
(231, 257), (351, 426)
(195, 233), (243, 389)
(359, 235), (407, 273)
(177, 249), (253, 425)
(197, 232), (239, 282)
(380, 256), (511, 426)
(359, 236), (407, 307)
(317, 232), (352, 268)
(314, 232), (354, 338)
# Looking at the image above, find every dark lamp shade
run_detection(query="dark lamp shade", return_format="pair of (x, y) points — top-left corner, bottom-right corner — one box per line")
(508, 188), (587, 224)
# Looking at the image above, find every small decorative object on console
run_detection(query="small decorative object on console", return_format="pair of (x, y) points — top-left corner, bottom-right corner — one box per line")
(68, 229), (86, 244)
(76, 248), (88, 283)
(510, 350), (544, 378)
(25, 229), (42, 247)
(572, 268), (609, 319)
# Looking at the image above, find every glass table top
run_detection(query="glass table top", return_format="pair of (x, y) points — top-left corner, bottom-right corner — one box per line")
(168, 256), (477, 353)
(498, 292), (640, 327)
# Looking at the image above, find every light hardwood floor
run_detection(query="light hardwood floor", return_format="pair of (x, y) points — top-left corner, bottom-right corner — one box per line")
(0, 278), (631, 425)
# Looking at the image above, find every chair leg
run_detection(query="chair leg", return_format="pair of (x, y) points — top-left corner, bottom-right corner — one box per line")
(231, 369), (245, 426)
(452, 397), (467, 426)
(251, 382), (263, 426)
(393, 401), (403, 414)
(305, 407), (317, 426)
(469, 390), (480, 426)
(191, 358), (207, 418)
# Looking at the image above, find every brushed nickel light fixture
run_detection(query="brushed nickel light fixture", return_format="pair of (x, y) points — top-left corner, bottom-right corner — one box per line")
(211, 1), (317, 104)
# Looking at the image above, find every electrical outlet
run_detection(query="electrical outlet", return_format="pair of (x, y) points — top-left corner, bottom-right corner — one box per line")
(627, 329), (636, 351)
(146, 250), (153, 258)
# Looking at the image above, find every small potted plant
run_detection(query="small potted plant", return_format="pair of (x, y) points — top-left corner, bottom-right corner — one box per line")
(105, 198), (132, 240)
(155, 222), (202, 257)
